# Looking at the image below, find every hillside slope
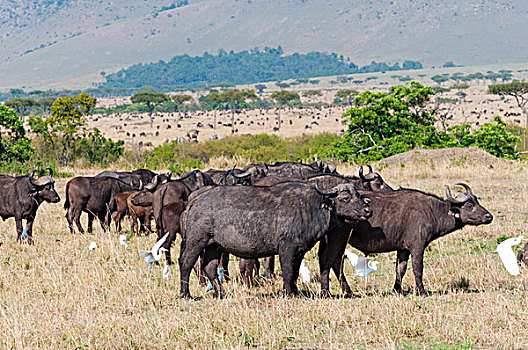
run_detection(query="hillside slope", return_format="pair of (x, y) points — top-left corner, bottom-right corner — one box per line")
(1, 0), (527, 90)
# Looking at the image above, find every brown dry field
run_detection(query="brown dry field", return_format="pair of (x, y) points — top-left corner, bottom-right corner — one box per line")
(1, 148), (528, 348)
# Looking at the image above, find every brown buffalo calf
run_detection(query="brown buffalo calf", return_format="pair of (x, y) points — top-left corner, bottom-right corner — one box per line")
(239, 258), (260, 287)
(127, 195), (153, 235)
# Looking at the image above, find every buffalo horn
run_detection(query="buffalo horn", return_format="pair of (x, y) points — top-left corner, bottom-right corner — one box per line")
(145, 175), (159, 191)
(314, 180), (338, 197)
(166, 170), (172, 179)
(139, 180), (143, 190)
(46, 167), (53, 176)
(233, 169), (252, 178)
(29, 169), (54, 186)
(445, 185), (469, 204)
(455, 182), (473, 196)
(29, 170), (38, 185)
(359, 165), (365, 180)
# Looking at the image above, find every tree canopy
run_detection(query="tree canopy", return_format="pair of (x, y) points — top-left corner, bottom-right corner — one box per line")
(0, 105), (34, 163)
(131, 91), (169, 113)
(489, 81), (528, 125)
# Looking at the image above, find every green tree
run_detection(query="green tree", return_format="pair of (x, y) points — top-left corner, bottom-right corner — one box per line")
(0, 105), (34, 164)
(172, 94), (193, 112)
(303, 90), (322, 103)
(334, 82), (441, 161)
(270, 90), (300, 130)
(30, 93), (97, 166)
(130, 91), (169, 114)
(488, 81), (528, 127)
(4, 98), (38, 118)
(335, 89), (358, 105)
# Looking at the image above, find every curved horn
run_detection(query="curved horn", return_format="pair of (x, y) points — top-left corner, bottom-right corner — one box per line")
(166, 170), (172, 179)
(145, 175), (159, 191)
(46, 167), (53, 176)
(359, 165), (365, 180)
(314, 180), (338, 197)
(29, 170), (38, 185)
(233, 170), (252, 178)
(445, 185), (467, 204)
(139, 179), (144, 190)
(455, 182), (473, 196)
(367, 165), (373, 173)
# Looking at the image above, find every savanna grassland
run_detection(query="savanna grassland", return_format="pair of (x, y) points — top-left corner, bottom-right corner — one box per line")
(0, 147), (527, 349)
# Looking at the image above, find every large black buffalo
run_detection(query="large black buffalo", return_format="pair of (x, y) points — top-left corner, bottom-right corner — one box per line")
(95, 169), (170, 189)
(238, 161), (332, 182)
(205, 166), (253, 186)
(0, 168), (60, 244)
(318, 183), (493, 296)
(64, 177), (136, 233)
(179, 181), (372, 298)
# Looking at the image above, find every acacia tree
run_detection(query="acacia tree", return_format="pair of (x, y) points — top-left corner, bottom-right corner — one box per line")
(4, 98), (38, 119)
(270, 90), (299, 130)
(172, 94), (193, 113)
(0, 105), (34, 164)
(30, 93), (96, 166)
(222, 89), (257, 133)
(489, 81), (528, 127)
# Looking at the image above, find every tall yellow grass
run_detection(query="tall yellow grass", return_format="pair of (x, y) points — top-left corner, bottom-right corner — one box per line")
(1, 147), (527, 348)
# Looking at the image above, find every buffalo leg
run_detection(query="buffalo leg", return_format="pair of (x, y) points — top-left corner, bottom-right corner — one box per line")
(129, 211), (138, 235)
(26, 217), (35, 245)
(15, 216), (23, 243)
(179, 237), (209, 298)
(317, 227), (351, 297)
(278, 247), (299, 295)
(97, 212), (107, 232)
(87, 212), (95, 233)
(262, 256), (275, 279)
(202, 244), (223, 298)
(73, 208), (84, 234)
(393, 249), (410, 294)
(66, 208), (75, 234)
(290, 253), (305, 294)
(219, 252), (231, 281)
(411, 249), (427, 296)
(163, 231), (175, 265)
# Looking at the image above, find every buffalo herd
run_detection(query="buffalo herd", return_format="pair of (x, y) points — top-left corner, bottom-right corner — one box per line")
(0, 161), (495, 298)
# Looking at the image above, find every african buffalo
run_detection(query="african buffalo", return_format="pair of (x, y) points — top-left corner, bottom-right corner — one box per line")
(108, 191), (152, 235)
(179, 181), (372, 298)
(318, 183), (493, 297)
(64, 177), (136, 233)
(0, 168), (60, 244)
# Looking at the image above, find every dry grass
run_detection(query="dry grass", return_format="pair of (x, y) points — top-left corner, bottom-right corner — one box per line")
(2, 148), (528, 349)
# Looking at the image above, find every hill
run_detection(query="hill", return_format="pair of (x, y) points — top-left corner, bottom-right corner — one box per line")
(0, 0), (527, 90)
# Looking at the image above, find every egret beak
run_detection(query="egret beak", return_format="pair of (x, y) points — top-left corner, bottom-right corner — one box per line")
(522, 235), (528, 240)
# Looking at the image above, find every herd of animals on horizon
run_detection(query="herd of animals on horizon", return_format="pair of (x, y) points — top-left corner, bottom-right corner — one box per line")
(0, 161), (527, 298)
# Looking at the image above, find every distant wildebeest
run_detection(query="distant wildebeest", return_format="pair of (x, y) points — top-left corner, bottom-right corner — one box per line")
(318, 183), (493, 297)
(0, 168), (60, 244)
(64, 177), (136, 234)
(179, 181), (372, 298)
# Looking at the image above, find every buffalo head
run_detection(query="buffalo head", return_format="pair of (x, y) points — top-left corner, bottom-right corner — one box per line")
(315, 180), (371, 221)
(358, 165), (393, 192)
(29, 168), (60, 203)
(130, 190), (154, 207)
(445, 183), (493, 225)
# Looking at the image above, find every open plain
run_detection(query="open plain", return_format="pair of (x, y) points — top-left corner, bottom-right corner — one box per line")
(1, 148), (527, 348)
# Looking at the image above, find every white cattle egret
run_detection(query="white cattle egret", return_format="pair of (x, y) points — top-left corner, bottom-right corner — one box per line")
(162, 261), (170, 281)
(495, 235), (528, 276)
(89, 241), (97, 251)
(139, 232), (170, 267)
(345, 249), (382, 278)
(205, 267), (225, 292)
(299, 260), (311, 284)
(119, 234), (127, 248)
